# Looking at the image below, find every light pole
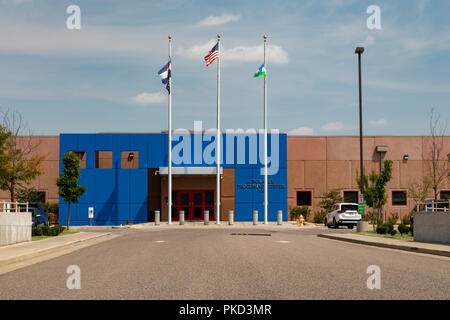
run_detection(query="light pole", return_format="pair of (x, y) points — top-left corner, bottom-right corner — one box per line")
(355, 47), (365, 199)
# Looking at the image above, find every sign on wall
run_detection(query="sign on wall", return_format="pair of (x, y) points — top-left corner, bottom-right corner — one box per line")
(237, 179), (286, 192)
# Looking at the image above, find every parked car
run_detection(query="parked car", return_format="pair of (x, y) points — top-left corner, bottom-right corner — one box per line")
(19, 203), (49, 227)
(325, 203), (361, 229)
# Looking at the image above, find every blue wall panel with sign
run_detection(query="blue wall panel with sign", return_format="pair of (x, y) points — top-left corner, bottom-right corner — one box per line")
(59, 132), (287, 225)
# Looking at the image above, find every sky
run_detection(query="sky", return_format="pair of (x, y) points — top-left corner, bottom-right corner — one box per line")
(0, 0), (449, 136)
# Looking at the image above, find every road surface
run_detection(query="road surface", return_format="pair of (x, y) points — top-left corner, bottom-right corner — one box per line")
(0, 227), (449, 299)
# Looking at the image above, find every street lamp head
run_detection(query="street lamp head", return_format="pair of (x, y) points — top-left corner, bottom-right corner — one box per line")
(355, 47), (365, 54)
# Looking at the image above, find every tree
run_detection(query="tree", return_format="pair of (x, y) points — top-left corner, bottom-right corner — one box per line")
(428, 109), (447, 200)
(408, 177), (432, 210)
(0, 126), (11, 174)
(15, 187), (46, 203)
(319, 189), (343, 212)
(0, 110), (44, 201)
(56, 152), (86, 230)
(357, 160), (393, 220)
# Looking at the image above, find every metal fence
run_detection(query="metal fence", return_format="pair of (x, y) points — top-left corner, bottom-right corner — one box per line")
(0, 201), (29, 213)
(416, 200), (450, 213)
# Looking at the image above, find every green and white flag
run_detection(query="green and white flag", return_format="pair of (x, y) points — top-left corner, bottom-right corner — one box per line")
(253, 64), (266, 77)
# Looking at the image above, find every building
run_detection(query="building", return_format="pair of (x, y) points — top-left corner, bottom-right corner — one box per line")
(57, 132), (288, 225)
(0, 134), (449, 225)
(287, 136), (450, 218)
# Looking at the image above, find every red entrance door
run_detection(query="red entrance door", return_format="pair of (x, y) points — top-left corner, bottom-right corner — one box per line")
(172, 190), (214, 221)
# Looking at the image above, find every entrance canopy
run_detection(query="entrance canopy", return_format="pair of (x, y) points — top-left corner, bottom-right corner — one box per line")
(159, 167), (223, 175)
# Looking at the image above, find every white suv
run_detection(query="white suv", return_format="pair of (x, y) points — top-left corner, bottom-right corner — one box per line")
(325, 203), (361, 229)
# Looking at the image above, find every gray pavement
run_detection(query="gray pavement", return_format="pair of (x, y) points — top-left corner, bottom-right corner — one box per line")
(0, 227), (449, 300)
(319, 233), (450, 257)
(0, 231), (118, 275)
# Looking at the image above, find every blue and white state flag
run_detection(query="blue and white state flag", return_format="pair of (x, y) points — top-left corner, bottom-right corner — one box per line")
(158, 61), (171, 92)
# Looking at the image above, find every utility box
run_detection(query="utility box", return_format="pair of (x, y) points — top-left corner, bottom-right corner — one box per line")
(414, 213), (450, 244)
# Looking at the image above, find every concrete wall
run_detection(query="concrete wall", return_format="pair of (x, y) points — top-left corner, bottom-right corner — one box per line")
(0, 212), (32, 246)
(414, 213), (450, 244)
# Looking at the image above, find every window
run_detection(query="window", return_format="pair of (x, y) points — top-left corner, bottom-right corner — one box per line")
(36, 191), (46, 203)
(341, 204), (358, 211)
(441, 191), (450, 200)
(343, 191), (359, 204)
(71, 151), (86, 169)
(392, 191), (407, 206)
(95, 151), (113, 168)
(297, 191), (312, 206)
(121, 151), (139, 169)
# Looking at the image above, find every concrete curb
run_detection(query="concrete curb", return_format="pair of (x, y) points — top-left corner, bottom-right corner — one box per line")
(317, 234), (450, 258)
(69, 226), (130, 231)
(0, 232), (112, 268)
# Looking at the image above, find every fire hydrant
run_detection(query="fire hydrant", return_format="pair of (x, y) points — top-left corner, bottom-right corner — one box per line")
(299, 215), (305, 228)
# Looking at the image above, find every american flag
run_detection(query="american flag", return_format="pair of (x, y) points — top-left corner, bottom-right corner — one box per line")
(204, 43), (219, 66)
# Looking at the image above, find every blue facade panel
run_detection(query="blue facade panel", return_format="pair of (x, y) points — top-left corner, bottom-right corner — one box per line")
(59, 132), (287, 225)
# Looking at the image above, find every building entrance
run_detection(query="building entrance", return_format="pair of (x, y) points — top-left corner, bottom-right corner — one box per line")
(172, 190), (214, 221)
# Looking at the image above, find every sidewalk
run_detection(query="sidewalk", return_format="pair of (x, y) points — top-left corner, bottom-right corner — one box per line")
(318, 233), (450, 258)
(0, 231), (112, 268)
(68, 221), (324, 231)
(129, 221), (324, 231)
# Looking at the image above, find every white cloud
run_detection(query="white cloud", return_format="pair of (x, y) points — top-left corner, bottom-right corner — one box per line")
(359, 35), (375, 47)
(181, 40), (217, 60)
(6, 0), (32, 4)
(320, 122), (345, 132)
(288, 127), (314, 135)
(225, 44), (288, 64)
(180, 41), (289, 65)
(0, 26), (164, 56)
(131, 92), (166, 105)
(366, 79), (450, 93)
(368, 118), (387, 127)
(195, 14), (241, 27)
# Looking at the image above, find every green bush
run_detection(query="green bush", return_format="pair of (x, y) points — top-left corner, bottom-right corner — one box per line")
(313, 211), (326, 223)
(387, 214), (398, 225)
(32, 227), (43, 236)
(376, 222), (394, 235)
(390, 230), (398, 236)
(398, 224), (410, 235)
(40, 225), (50, 235)
(376, 225), (387, 234)
(383, 222), (394, 234)
(32, 225), (66, 237)
(409, 225), (414, 236)
(290, 206), (311, 221)
(47, 227), (57, 236)
(376, 217), (384, 226)
(51, 225), (66, 235)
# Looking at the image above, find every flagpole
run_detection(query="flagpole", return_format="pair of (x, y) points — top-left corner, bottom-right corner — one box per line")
(263, 35), (268, 224)
(216, 34), (221, 225)
(168, 35), (173, 225)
